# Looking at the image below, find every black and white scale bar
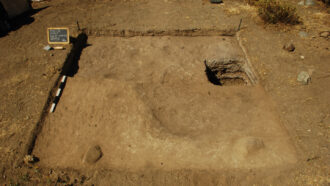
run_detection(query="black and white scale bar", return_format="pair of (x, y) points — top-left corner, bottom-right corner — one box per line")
(49, 75), (67, 113)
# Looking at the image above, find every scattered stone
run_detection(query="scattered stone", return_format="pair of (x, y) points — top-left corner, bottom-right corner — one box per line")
(298, 0), (315, 5)
(297, 71), (311, 85)
(83, 145), (103, 164)
(299, 31), (308, 38)
(305, 0), (316, 5)
(57, 173), (70, 183)
(80, 175), (87, 184)
(43, 45), (52, 51)
(300, 55), (305, 60)
(23, 155), (38, 165)
(283, 43), (295, 52)
(210, 0), (223, 4)
(320, 31), (329, 38)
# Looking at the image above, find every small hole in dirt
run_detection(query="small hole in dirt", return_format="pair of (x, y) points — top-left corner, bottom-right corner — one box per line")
(204, 59), (250, 86)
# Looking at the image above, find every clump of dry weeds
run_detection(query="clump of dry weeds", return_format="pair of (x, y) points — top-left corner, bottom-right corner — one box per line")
(245, 0), (300, 24)
(257, 0), (300, 24)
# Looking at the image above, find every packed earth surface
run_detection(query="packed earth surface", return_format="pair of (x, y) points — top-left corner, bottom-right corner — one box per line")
(33, 36), (297, 170)
(0, 0), (329, 185)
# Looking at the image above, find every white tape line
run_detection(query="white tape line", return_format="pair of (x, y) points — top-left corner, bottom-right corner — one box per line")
(49, 75), (67, 113)
(50, 103), (56, 113)
(61, 75), (67, 83)
(57, 75), (66, 101)
(56, 88), (62, 97)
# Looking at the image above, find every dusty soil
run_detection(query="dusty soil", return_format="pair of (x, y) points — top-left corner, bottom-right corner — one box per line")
(33, 36), (296, 171)
(0, 0), (329, 185)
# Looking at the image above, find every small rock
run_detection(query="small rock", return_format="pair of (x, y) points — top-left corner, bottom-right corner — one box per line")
(83, 145), (103, 164)
(300, 55), (305, 59)
(283, 43), (295, 52)
(298, 0), (315, 5)
(210, 0), (223, 3)
(299, 31), (308, 38)
(297, 71), (311, 85)
(305, 0), (315, 5)
(24, 155), (38, 165)
(320, 31), (329, 38)
(57, 173), (70, 183)
(43, 45), (52, 51)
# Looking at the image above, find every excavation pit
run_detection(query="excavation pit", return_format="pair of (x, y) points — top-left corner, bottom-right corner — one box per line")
(204, 58), (251, 86)
(33, 36), (296, 171)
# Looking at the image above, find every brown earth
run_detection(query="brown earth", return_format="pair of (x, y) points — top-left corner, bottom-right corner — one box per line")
(0, 0), (329, 185)
(33, 36), (297, 171)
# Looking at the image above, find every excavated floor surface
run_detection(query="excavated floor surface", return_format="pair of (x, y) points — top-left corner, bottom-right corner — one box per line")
(33, 36), (296, 171)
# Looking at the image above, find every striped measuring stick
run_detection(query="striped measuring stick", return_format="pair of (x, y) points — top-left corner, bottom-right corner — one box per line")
(49, 75), (67, 113)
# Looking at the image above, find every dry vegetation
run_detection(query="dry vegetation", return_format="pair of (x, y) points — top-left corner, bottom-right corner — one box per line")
(246, 0), (300, 24)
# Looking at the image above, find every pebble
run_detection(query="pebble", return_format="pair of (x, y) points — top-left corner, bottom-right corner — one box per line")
(320, 31), (329, 38)
(43, 45), (52, 51)
(210, 0), (223, 3)
(283, 43), (295, 52)
(23, 155), (38, 165)
(299, 31), (308, 38)
(298, 0), (315, 5)
(83, 145), (103, 164)
(300, 55), (305, 59)
(297, 71), (311, 85)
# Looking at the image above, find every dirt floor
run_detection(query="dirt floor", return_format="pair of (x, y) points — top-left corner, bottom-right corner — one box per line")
(0, 0), (329, 185)
(33, 36), (297, 171)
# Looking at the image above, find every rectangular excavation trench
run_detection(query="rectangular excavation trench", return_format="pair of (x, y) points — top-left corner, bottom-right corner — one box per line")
(32, 36), (297, 171)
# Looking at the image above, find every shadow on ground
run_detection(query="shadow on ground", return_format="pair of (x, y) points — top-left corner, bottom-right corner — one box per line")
(0, 6), (48, 37)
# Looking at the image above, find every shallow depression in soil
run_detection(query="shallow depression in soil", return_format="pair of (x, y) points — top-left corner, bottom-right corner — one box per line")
(33, 36), (297, 171)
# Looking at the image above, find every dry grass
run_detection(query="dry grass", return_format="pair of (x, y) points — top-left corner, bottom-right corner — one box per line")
(257, 0), (300, 24)
(245, 0), (300, 24)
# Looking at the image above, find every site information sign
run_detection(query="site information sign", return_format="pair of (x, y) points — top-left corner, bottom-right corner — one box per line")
(47, 27), (69, 44)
